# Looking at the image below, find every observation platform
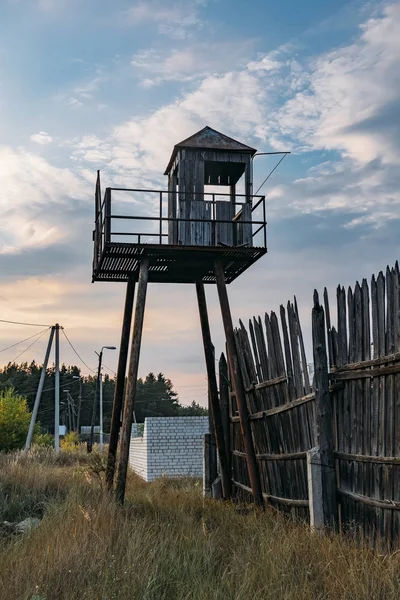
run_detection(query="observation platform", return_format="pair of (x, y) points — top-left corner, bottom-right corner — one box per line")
(92, 187), (268, 284)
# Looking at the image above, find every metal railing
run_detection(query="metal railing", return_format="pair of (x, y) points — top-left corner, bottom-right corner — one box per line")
(93, 187), (267, 270)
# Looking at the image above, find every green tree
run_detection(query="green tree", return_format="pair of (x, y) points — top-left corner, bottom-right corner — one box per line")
(0, 388), (33, 452)
(178, 400), (208, 416)
(134, 373), (180, 420)
(0, 363), (207, 432)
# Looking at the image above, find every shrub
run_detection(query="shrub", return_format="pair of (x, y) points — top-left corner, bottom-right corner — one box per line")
(60, 431), (79, 450)
(33, 433), (54, 447)
(0, 388), (33, 452)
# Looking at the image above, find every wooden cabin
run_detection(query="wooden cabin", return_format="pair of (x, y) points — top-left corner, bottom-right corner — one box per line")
(164, 126), (257, 247)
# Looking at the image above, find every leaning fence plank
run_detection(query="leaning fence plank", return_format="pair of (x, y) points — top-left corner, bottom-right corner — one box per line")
(354, 282), (364, 533)
(280, 305), (296, 402)
(324, 287), (334, 368)
(393, 264), (400, 542)
(219, 352), (231, 478)
(361, 278), (372, 537)
(337, 285), (348, 367)
(288, 302), (303, 399)
(254, 316), (269, 385)
(376, 270), (386, 539)
(312, 290), (338, 529)
(288, 301), (309, 452)
(294, 296), (311, 393)
(249, 319), (262, 383)
(385, 267), (395, 542)
(371, 274), (381, 540)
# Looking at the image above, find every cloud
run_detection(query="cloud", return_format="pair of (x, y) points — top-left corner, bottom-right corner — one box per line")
(0, 146), (90, 256)
(126, 0), (208, 39)
(73, 70), (265, 184)
(69, 2), (400, 231)
(30, 131), (53, 145)
(266, 4), (400, 165)
(68, 97), (83, 109)
(73, 76), (105, 100)
(247, 53), (282, 73)
(131, 40), (255, 85)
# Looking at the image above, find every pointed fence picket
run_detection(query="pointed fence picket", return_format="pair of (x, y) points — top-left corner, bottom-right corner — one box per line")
(226, 261), (400, 548)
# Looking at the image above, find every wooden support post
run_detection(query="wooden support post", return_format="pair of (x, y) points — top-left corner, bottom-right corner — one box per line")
(203, 433), (212, 498)
(312, 291), (339, 529)
(219, 352), (231, 475)
(214, 260), (264, 507)
(307, 447), (324, 532)
(196, 282), (231, 499)
(208, 393), (218, 484)
(106, 277), (136, 491)
(115, 260), (149, 504)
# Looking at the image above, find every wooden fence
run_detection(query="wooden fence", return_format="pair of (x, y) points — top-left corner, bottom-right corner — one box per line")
(222, 261), (400, 547)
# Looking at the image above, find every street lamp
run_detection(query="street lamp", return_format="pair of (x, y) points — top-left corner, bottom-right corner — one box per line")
(89, 345), (116, 452)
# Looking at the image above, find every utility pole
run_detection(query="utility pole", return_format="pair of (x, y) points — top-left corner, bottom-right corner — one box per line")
(54, 324), (60, 452)
(99, 373), (103, 450)
(64, 391), (76, 432)
(70, 392), (76, 432)
(89, 346), (116, 452)
(25, 327), (55, 451)
(73, 376), (83, 434)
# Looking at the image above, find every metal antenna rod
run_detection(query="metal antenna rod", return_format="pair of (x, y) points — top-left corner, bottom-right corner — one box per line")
(254, 152), (289, 196)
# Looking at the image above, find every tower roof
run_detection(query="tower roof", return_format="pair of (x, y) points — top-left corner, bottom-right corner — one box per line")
(164, 126), (257, 175)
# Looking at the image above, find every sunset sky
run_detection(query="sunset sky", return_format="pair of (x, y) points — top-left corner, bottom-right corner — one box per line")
(0, 0), (399, 406)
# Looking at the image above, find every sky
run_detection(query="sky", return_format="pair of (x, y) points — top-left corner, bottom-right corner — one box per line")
(0, 0), (399, 407)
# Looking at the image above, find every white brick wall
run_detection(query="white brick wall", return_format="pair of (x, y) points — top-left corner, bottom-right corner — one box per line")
(129, 416), (209, 482)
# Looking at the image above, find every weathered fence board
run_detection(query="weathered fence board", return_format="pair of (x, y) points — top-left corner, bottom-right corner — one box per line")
(228, 260), (400, 548)
(228, 300), (314, 521)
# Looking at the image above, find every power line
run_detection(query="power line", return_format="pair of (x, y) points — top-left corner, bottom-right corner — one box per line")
(102, 363), (117, 376)
(9, 328), (50, 363)
(61, 329), (96, 374)
(0, 328), (51, 354)
(254, 152), (289, 195)
(0, 318), (51, 327)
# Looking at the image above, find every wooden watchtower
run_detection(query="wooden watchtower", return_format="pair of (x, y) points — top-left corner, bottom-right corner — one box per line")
(96, 126), (267, 505)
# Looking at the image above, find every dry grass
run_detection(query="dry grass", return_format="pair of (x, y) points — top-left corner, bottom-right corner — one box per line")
(0, 450), (400, 600)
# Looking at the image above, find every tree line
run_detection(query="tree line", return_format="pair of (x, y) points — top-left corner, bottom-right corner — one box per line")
(0, 362), (207, 434)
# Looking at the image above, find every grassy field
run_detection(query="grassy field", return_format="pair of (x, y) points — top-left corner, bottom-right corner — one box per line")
(0, 448), (400, 600)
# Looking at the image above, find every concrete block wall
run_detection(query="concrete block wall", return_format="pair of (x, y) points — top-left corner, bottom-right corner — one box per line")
(129, 416), (209, 482)
(129, 436), (147, 479)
